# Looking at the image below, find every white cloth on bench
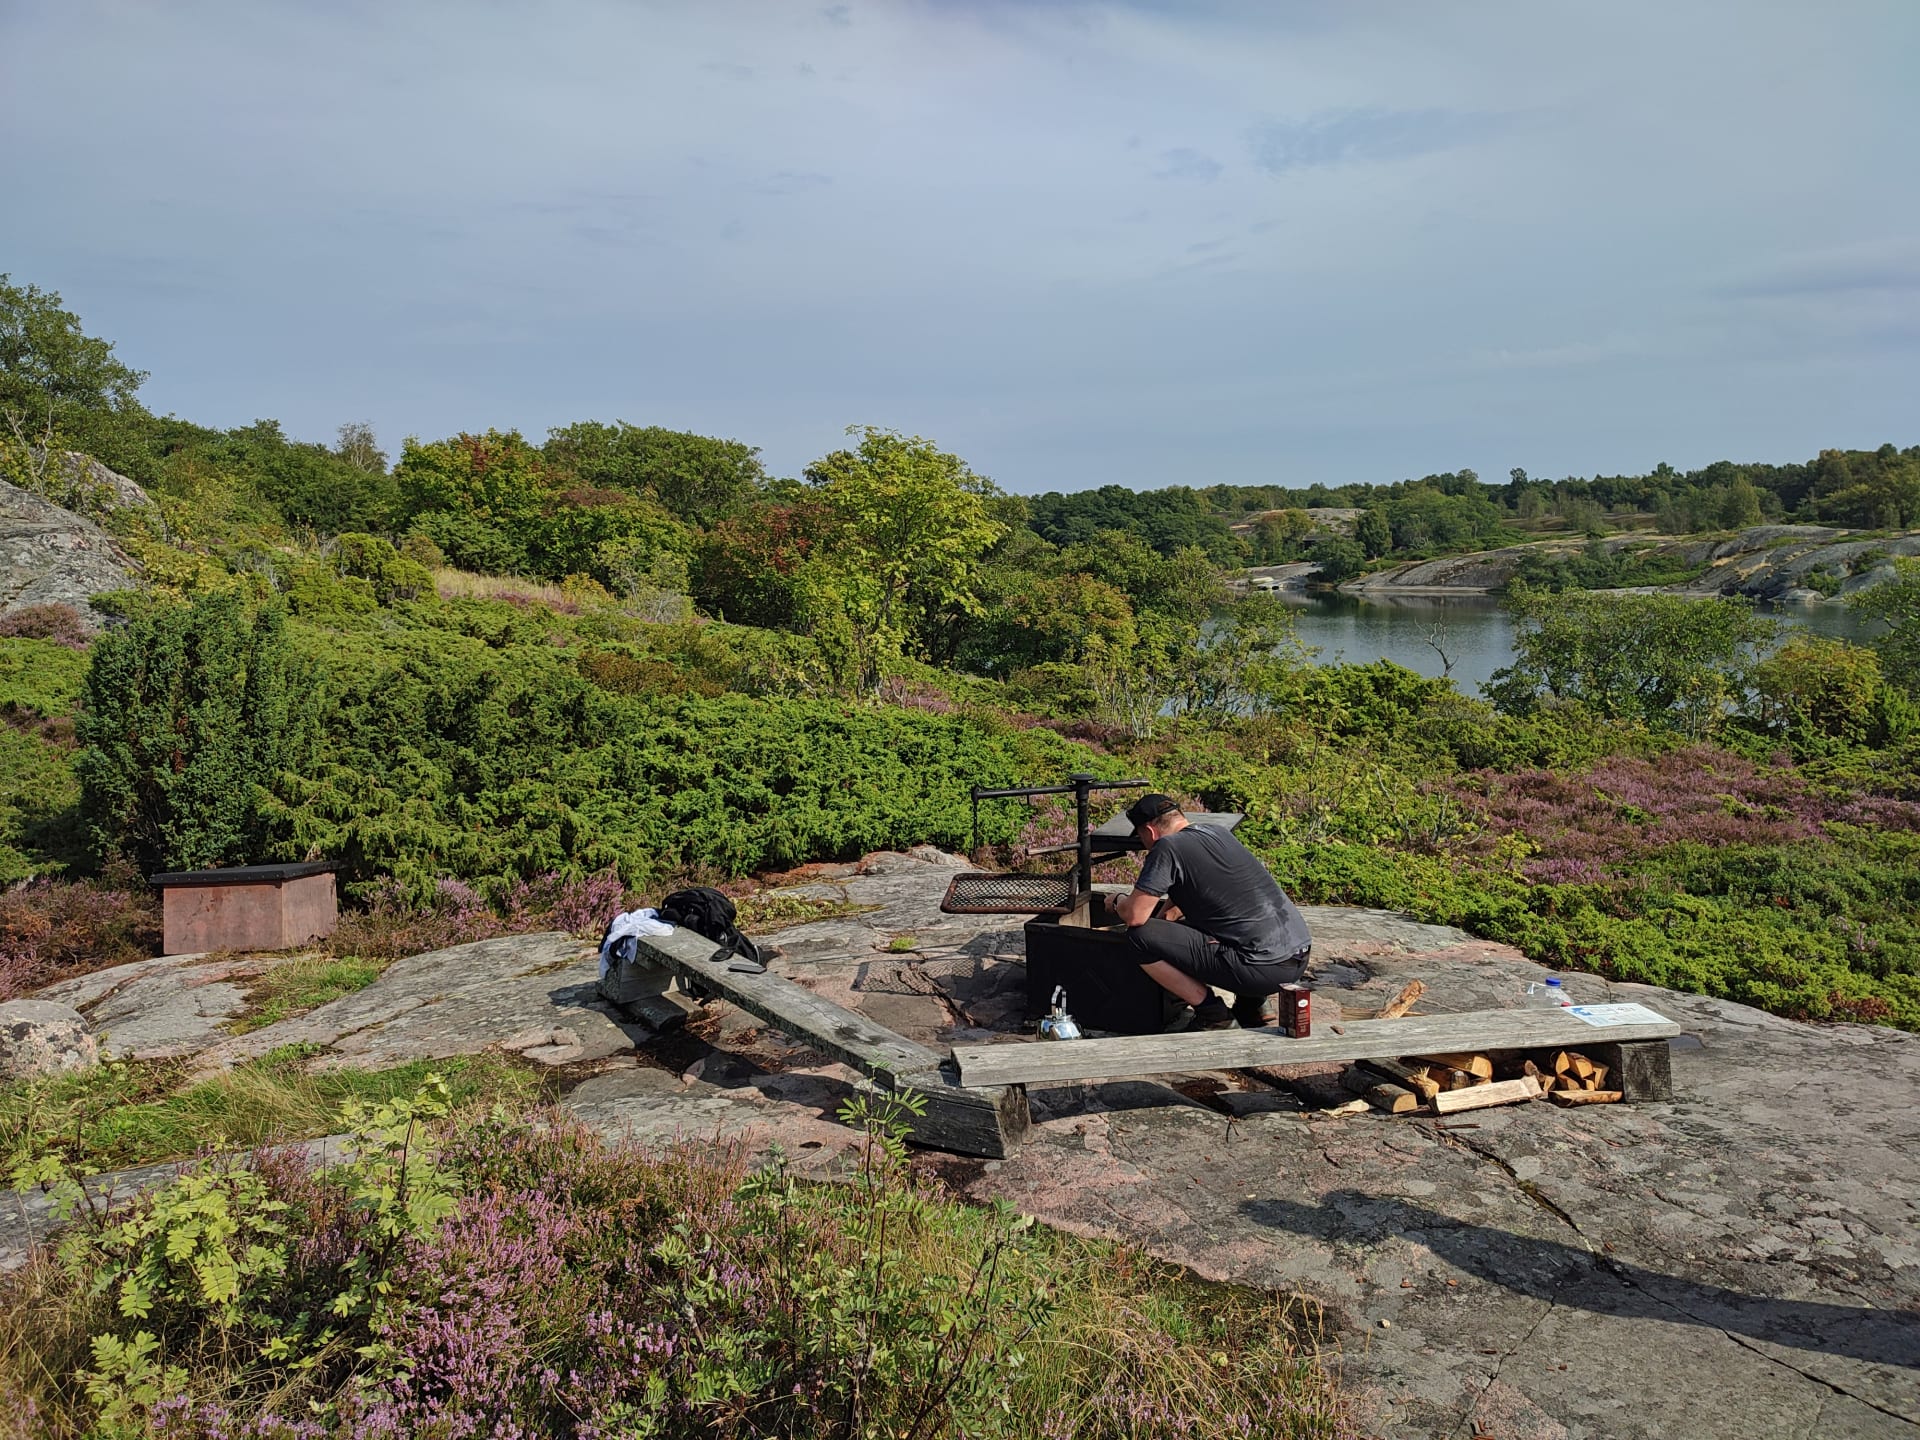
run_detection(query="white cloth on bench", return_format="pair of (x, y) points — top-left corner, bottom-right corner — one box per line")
(598, 908), (674, 979)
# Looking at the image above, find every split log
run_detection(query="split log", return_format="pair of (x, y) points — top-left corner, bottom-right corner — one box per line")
(1340, 1067), (1421, 1114)
(1358, 1057), (1442, 1102)
(1549, 1089), (1622, 1107)
(1431, 1075), (1543, 1114)
(1377, 981), (1426, 1021)
(1413, 1051), (1494, 1080)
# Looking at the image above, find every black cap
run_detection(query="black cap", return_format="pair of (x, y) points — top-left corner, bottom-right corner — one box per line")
(1125, 793), (1182, 828)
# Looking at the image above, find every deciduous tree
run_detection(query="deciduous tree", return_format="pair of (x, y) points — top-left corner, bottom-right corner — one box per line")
(545, 421), (766, 527)
(804, 427), (1006, 690)
(1849, 556), (1920, 694)
(0, 273), (149, 478)
(1487, 587), (1777, 735)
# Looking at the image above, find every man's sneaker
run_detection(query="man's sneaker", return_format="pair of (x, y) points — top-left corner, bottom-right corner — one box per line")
(1231, 993), (1275, 1029)
(1190, 996), (1237, 1030)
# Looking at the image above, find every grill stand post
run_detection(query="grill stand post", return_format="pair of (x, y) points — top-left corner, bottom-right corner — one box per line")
(1073, 772), (1095, 898)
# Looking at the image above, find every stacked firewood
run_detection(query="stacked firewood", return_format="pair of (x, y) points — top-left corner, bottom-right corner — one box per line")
(1530, 1050), (1622, 1106)
(1304, 980), (1628, 1117)
(1338, 1047), (1623, 1115)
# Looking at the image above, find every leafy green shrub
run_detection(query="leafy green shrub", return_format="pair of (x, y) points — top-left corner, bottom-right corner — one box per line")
(5, 1088), (1354, 1439)
(1803, 567), (1843, 598)
(1250, 837), (1919, 1028)
(331, 533), (432, 603)
(0, 634), (89, 716)
(1746, 636), (1914, 755)
(1850, 554), (1920, 694)
(409, 509), (527, 575)
(250, 612), (1092, 891)
(0, 724), (84, 881)
(1501, 538), (1707, 594)
(1487, 587), (1777, 735)
(75, 592), (317, 873)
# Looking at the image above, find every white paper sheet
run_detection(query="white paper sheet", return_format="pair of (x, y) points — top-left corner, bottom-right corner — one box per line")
(1566, 1002), (1672, 1028)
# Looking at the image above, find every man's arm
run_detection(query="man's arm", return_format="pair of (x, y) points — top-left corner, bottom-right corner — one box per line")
(1117, 889), (1180, 926)
(1122, 840), (1181, 926)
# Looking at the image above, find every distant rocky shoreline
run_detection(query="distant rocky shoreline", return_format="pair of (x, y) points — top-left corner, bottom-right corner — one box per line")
(1240, 524), (1920, 603)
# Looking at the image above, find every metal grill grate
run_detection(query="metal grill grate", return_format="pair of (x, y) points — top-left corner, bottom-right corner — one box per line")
(940, 872), (1075, 915)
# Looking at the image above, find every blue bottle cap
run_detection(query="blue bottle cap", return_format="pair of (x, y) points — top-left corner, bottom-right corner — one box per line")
(1545, 977), (1563, 987)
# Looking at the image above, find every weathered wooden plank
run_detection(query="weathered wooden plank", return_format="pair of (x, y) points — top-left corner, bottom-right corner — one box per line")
(635, 929), (942, 1079)
(631, 930), (1026, 1158)
(952, 1008), (1680, 1089)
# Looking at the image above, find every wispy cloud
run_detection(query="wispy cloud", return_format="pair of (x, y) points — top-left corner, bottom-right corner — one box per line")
(1468, 335), (1643, 371)
(752, 170), (833, 195)
(4, 0), (1912, 491)
(1248, 107), (1506, 175)
(1724, 250), (1920, 300)
(1154, 147), (1222, 181)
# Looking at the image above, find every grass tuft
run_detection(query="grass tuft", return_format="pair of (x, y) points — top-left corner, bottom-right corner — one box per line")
(733, 886), (879, 932)
(226, 953), (385, 1033)
(1, 1049), (542, 1174)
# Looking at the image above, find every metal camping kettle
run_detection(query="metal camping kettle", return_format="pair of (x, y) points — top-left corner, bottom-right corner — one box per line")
(1038, 985), (1082, 1040)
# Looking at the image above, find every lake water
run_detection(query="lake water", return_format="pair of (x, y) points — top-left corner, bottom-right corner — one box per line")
(1276, 592), (1884, 697)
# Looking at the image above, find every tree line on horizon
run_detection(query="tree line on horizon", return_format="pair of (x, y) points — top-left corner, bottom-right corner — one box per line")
(7, 272), (1916, 567)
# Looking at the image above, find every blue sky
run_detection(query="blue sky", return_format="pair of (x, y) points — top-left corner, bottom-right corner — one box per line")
(3, 0), (1916, 493)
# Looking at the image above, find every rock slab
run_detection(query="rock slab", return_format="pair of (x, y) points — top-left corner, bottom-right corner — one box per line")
(0, 998), (100, 1078)
(0, 476), (141, 625)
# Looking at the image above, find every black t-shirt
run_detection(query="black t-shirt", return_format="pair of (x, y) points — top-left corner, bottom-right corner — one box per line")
(1133, 824), (1311, 965)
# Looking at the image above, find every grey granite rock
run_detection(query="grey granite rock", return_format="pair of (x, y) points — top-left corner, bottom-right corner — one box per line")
(193, 933), (645, 1072)
(0, 476), (141, 625)
(1339, 524), (1920, 602)
(1, 1135), (346, 1275)
(37, 953), (254, 1060)
(0, 998), (99, 1078)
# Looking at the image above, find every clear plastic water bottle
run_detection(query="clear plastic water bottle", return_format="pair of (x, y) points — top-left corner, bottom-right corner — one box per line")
(1526, 977), (1572, 1008)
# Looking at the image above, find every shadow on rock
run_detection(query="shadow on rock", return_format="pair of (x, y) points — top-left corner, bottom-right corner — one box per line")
(1242, 1190), (1919, 1371)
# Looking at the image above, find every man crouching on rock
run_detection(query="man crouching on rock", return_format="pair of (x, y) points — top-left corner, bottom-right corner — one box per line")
(1113, 794), (1312, 1030)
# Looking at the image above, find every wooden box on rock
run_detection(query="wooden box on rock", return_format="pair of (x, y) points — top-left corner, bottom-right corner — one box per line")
(150, 863), (338, 955)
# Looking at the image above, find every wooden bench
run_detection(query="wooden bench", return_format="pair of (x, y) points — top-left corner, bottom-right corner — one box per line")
(617, 930), (1675, 1156)
(952, 1006), (1680, 1101)
(624, 929), (1028, 1159)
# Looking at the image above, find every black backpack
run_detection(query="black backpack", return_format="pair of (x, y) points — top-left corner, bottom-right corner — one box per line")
(658, 886), (763, 969)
